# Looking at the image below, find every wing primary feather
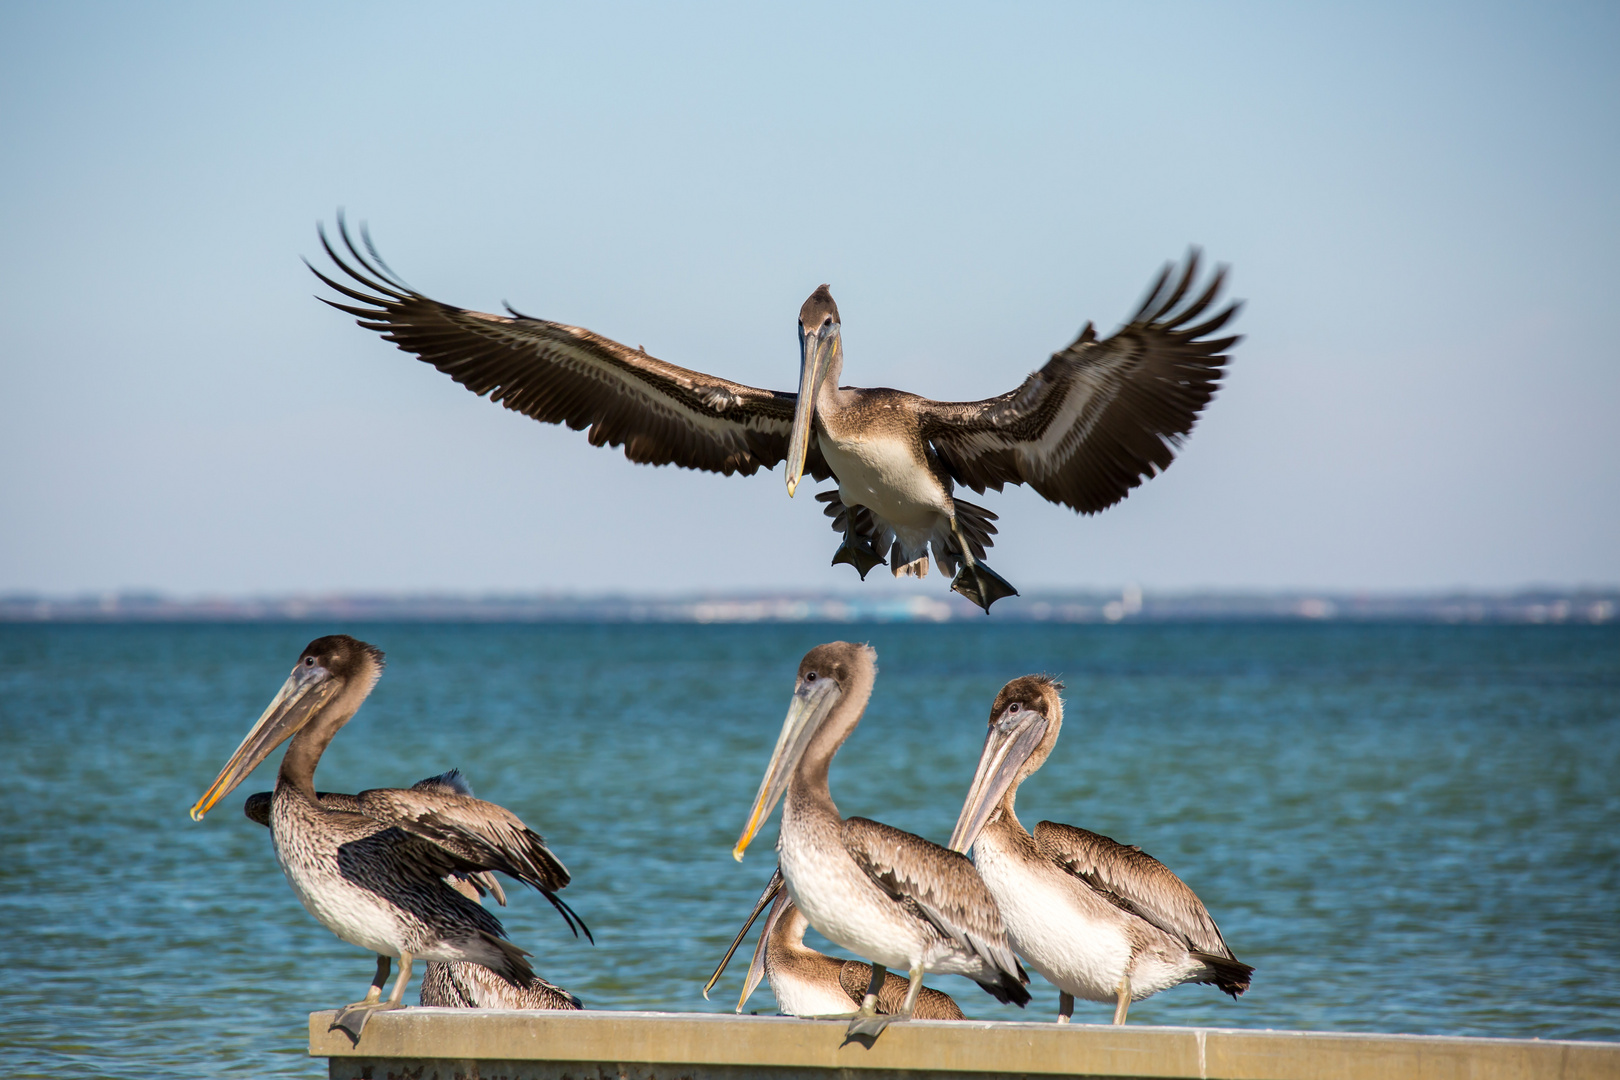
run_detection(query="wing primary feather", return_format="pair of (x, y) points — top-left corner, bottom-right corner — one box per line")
(1146, 247), (1200, 320)
(315, 223), (411, 303)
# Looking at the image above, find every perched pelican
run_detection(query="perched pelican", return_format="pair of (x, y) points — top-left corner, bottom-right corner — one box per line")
(734, 642), (1029, 1036)
(311, 219), (1238, 610)
(947, 676), (1252, 1024)
(418, 872), (584, 1010)
(190, 635), (588, 1038)
(243, 771), (583, 1011)
(705, 868), (965, 1020)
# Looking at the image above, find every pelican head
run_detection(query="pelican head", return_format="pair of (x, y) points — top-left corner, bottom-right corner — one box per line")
(947, 675), (1065, 854)
(785, 285), (842, 497)
(733, 641), (874, 859)
(189, 635), (385, 821)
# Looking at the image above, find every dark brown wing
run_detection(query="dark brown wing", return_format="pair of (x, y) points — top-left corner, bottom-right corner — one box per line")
(355, 785), (591, 941)
(243, 777), (507, 905)
(841, 816), (1025, 986)
(310, 217), (829, 480)
(918, 251), (1238, 514)
(1034, 820), (1235, 958)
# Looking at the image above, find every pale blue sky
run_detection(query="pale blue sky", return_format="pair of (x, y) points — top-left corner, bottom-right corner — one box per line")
(2, 2), (1616, 595)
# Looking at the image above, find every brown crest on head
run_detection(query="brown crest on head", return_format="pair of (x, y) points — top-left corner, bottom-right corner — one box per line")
(988, 675), (1064, 726)
(798, 284), (840, 332)
(299, 634), (386, 678)
(796, 640), (873, 691)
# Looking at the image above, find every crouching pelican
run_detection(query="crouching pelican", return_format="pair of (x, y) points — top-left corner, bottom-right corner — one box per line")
(243, 770), (584, 1011)
(705, 868), (965, 1020)
(190, 635), (588, 1039)
(948, 676), (1252, 1024)
(311, 219), (1239, 610)
(733, 642), (1029, 1037)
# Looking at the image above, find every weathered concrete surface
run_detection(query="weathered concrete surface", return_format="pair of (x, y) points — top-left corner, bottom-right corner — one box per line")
(310, 1008), (1620, 1080)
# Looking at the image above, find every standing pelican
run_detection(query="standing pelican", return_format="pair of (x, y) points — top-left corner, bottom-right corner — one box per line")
(733, 642), (1029, 1036)
(947, 676), (1252, 1024)
(311, 219), (1238, 610)
(242, 771), (584, 1011)
(190, 635), (587, 1038)
(705, 868), (965, 1020)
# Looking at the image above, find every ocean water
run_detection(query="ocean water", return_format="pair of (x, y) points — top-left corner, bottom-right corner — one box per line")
(0, 621), (1616, 1078)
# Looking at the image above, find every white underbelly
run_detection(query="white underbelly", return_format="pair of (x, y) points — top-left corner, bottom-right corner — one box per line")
(273, 829), (408, 958)
(779, 844), (917, 970)
(820, 432), (948, 532)
(770, 970), (857, 1016)
(975, 840), (1133, 1003)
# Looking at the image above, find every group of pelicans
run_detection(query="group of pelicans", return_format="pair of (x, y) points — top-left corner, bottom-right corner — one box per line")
(190, 635), (1251, 1041)
(189, 223), (1249, 1040)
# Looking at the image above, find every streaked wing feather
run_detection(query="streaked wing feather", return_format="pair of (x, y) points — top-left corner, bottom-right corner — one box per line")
(841, 817), (1022, 979)
(918, 251), (1238, 514)
(1033, 820), (1234, 958)
(355, 786), (569, 891)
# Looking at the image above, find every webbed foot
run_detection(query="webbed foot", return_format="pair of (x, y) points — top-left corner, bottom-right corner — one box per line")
(950, 561), (1019, 612)
(845, 1011), (895, 1038)
(832, 539), (886, 580)
(329, 1000), (401, 1042)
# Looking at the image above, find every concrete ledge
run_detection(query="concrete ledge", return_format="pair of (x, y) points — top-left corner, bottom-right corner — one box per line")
(309, 1009), (1620, 1080)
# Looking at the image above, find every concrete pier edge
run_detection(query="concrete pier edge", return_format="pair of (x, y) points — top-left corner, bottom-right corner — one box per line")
(309, 1008), (1620, 1080)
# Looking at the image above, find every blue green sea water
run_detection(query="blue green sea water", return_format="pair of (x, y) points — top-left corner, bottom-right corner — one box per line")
(1, 621), (1616, 1078)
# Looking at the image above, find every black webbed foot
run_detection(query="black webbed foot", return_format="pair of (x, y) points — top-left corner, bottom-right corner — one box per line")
(831, 538), (887, 580)
(950, 561), (1019, 612)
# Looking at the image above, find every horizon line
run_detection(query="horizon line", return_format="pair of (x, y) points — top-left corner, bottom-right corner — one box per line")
(3, 586), (1615, 626)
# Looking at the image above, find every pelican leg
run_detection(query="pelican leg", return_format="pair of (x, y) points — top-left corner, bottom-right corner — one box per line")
(1112, 977), (1131, 1025)
(831, 528), (886, 579)
(1058, 991), (1074, 1024)
(945, 520), (1018, 612)
(844, 964), (893, 1038)
(331, 951), (414, 1042)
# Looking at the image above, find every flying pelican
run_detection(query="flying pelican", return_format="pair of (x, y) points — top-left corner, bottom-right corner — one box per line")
(243, 771), (584, 1011)
(705, 867), (965, 1020)
(733, 642), (1029, 1037)
(189, 635), (588, 1038)
(947, 676), (1252, 1024)
(310, 220), (1239, 610)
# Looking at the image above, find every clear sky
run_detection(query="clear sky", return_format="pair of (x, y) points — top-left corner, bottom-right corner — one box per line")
(2, 2), (1615, 596)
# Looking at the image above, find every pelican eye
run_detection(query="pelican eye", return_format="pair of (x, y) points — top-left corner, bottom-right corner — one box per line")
(805, 671), (818, 682)
(304, 657), (315, 667)
(1008, 702), (1020, 713)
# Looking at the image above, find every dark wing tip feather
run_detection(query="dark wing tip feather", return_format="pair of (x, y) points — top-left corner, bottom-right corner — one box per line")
(542, 890), (594, 943)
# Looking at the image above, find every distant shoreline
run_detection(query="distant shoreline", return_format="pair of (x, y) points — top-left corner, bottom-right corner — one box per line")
(3, 588), (1614, 625)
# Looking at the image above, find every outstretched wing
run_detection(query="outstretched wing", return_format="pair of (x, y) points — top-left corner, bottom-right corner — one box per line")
(356, 785), (592, 941)
(918, 251), (1238, 514)
(310, 216), (829, 480)
(841, 817), (1024, 983)
(1034, 820), (1235, 958)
